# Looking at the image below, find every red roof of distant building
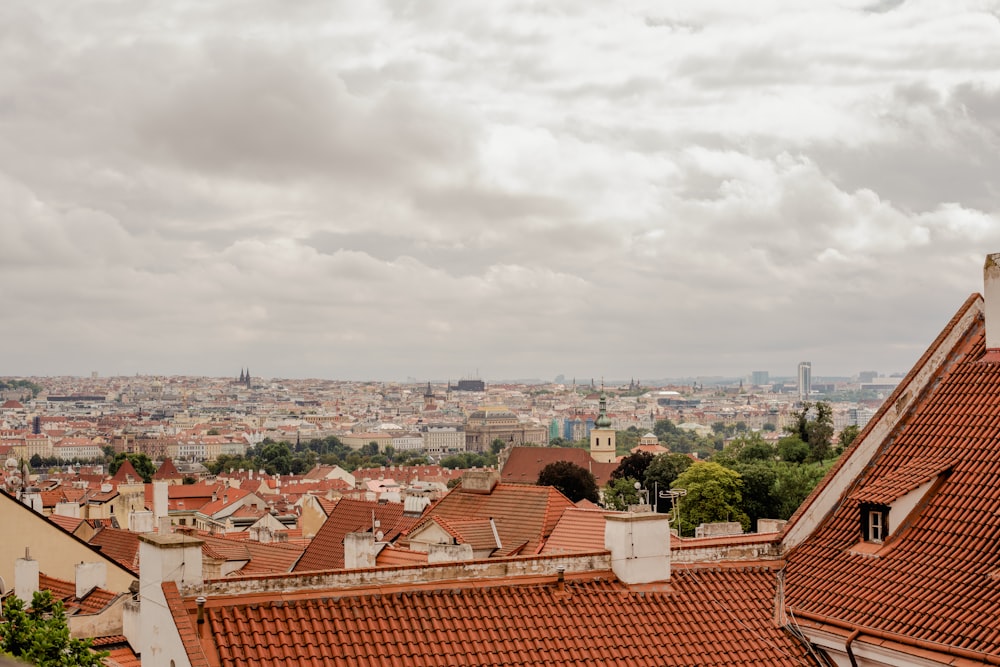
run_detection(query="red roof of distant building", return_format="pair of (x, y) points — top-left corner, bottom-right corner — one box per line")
(153, 457), (181, 480)
(500, 446), (618, 487)
(110, 459), (141, 484)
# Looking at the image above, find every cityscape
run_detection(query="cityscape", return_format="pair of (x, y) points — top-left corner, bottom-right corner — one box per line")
(5, 1), (1000, 666)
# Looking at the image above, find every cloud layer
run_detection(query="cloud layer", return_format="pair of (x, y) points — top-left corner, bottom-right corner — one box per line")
(2, 0), (1000, 381)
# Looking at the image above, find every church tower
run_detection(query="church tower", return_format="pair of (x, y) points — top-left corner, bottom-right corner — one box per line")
(589, 393), (616, 464)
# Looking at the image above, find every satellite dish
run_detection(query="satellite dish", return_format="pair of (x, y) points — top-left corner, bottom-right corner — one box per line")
(375, 531), (384, 541)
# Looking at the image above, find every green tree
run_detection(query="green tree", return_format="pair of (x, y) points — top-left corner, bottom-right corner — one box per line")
(644, 453), (693, 513)
(603, 477), (640, 511)
(29, 454), (42, 469)
(777, 435), (810, 464)
(730, 461), (780, 529)
(615, 427), (641, 454)
(785, 401), (834, 462)
(611, 451), (654, 483)
(109, 452), (155, 483)
(838, 424), (861, 453)
(537, 461), (599, 503)
(773, 460), (836, 519)
(672, 461), (749, 536)
(1, 591), (107, 666)
(255, 441), (293, 475)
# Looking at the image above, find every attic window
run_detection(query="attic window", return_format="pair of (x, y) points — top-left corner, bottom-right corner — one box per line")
(860, 503), (889, 543)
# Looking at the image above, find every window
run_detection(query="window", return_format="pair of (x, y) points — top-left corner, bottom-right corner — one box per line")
(860, 503), (889, 543)
(868, 510), (883, 542)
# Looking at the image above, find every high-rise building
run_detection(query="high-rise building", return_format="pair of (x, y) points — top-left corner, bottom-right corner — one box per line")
(797, 362), (812, 401)
(751, 370), (769, 386)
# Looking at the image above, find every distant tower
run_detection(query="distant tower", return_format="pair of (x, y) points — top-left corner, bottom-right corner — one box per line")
(239, 369), (245, 384)
(798, 362), (812, 402)
(245, 368), (251, 389)
(590, 394), (616, 464)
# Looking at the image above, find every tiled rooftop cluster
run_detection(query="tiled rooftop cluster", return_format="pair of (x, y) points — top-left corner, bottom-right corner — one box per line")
(194, 567), (808, 667)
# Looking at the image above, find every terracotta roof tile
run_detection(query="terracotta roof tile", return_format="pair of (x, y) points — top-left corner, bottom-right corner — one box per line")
(293, 499), (417, 572)
(38, 573), (119, 616)
(198, 566), (807, 666)
(500, 446), (618, 487)
(413, 483), (574, 557)
(89, 527), (140, 573)
(540, 508), (617, 555)
(786, 302), (1000, 658)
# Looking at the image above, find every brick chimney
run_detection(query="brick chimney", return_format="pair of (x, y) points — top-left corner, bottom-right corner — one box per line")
(985, 253), (1000, 352)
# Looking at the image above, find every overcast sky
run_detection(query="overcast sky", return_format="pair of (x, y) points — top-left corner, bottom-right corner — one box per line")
(2, 1), (1000, 382)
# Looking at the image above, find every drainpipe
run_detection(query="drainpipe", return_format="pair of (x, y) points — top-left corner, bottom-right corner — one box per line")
(844, 629), (861, 667)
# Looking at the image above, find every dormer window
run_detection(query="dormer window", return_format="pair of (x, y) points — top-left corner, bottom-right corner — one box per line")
(860, 502), (889, 543)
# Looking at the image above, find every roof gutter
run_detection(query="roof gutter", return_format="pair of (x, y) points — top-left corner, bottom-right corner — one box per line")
(790, 608), (1000, 666)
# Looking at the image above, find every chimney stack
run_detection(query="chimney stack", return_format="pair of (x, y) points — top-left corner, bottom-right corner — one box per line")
(75, 561), (106, 599)
(15, 548), (39, 602)
(985, 253), (1000, 352)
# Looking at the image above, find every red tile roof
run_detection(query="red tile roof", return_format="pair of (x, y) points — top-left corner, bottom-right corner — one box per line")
(89, 527), (140, 573)
(540, 508), (617, 555)
(193, 566), (808, 666)
(293, 499), (418, 572)
(38, 573), (120, 616)
(501, 446), (618, 487)
(786, 298), (1000, 659)
(153, 457), (181, 480)
(110, 459), (141, 484)
(49, 513), (85, 534)
(414, 482), (574, 557)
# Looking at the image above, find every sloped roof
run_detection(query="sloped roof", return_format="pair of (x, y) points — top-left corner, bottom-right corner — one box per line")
(48, 513), (85, 534)
(500, 446), (618, 487)
(195, 532), (304, 576)
(415, 482), (574, 556)
(110, 459), (141, 484)
(786, 296), (1000, 658)
(89, 527), (141, 572)
(38, 573), (120, 616)
(540, 508), (617, 555)
(153, 457), (181, 480)
(190, 566), (807, 667)
(293, 499), (418, 572)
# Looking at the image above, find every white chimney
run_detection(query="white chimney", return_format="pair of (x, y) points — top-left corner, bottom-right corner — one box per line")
(75, 561), (106, 599)
(985, 253), (1000, 351)
(604, 511), (671, 585)
(15, 548), (39, 601)
(152, 481), (168, 522)
(344, 532), (376, 569)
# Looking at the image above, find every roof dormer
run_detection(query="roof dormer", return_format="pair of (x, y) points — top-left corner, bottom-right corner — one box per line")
(849, 458), (954, 555)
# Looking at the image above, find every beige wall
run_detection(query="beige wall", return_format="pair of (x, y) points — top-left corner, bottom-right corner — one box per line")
(0, 493), (137, 595)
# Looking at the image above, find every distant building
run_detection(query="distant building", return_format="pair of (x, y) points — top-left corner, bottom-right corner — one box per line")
(751, 370), (769, 386)
(797, 362), (811, 401)
(464, 407), (547, 453)
(452, 379), (485, 392)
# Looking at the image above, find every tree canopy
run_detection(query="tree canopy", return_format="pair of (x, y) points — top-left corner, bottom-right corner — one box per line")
(672, 461), (748, 536)
(537, 461), (599, 503)
(611, 451), (654, 483)
(0, 590), (107, 667)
